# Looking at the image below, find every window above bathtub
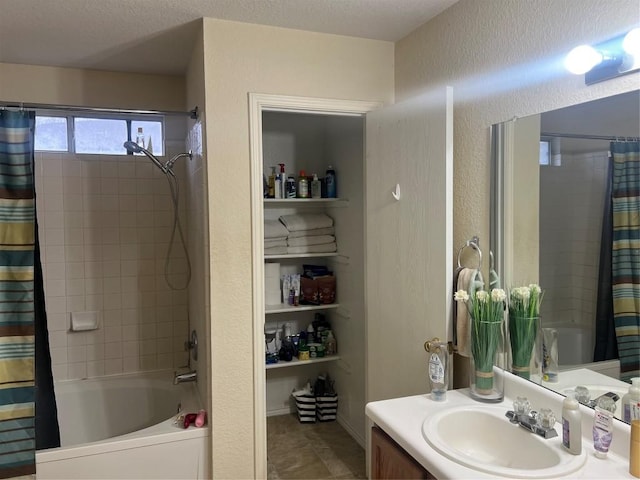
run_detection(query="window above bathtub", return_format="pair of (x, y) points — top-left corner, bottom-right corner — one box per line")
(34, 112), (164, 156)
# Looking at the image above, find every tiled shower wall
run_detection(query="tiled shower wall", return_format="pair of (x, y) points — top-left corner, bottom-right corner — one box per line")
(539, 150), (609, 331)
(36, 126), (192, 381)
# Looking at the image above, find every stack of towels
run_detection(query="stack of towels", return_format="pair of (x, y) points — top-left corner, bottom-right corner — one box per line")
(264, 220), (289, 255)
(280, 213), (337, 254)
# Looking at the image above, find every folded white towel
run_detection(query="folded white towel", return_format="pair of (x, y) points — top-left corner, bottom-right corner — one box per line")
(265, 238), (287, 248)
(287, 227), (335, 238)
(279, 213), (334, 232)
(287, 235), (335, 247)
(264, 220), (289, 239)
(287, 243), (337, 254)
(265, 246), (288, 255)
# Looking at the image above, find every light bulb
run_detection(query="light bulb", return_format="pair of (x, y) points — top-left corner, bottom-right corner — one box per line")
(623, 28), (640, 55)
(564, 45), (603, 74)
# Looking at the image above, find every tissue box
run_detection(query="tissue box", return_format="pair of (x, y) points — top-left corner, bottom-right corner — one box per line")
(301, 275), (336, 305)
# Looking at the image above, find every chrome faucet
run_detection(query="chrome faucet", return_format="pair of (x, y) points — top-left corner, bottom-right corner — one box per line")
(506, 396), (558, 439)
(173, 369), (197, 385)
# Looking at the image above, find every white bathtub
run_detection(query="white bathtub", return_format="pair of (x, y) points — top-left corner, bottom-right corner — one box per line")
(36, 370), (209, 479)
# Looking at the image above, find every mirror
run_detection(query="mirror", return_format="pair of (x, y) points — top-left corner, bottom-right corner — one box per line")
(491, 89), (640, 422)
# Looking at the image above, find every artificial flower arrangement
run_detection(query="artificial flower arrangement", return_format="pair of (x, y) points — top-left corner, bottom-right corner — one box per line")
(454, 287), (507, 393)
(508, 284), (544, 379)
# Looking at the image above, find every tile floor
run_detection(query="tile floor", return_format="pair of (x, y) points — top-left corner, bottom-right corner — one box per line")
(267, 414), (367, 479)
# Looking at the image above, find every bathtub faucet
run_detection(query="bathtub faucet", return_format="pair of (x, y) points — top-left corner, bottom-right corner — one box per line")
(174, 369), (197, 385)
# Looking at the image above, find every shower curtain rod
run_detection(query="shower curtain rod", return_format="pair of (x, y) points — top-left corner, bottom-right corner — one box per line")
(0, 101), (198, 120)
(541, 132), (639, 141)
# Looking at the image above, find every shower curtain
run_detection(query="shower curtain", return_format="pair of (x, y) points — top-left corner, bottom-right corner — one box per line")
(0, 110), (58, 478)
(610, 140), (640, 382)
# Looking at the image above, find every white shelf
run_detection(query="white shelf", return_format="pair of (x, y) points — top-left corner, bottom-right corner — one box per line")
(265, 355), (340, 370)
(264, 198), (348, 207)
(265, 252), (339, 260)
(265, 303), (340, 314)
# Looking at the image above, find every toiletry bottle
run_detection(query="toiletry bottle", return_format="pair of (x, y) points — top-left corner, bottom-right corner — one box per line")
(631, 419), (640, 477)
(268, 166), (276, 198)
(286, 176), (296, 198)
(135, 127), (145, 149)
(562, 391), (582, 455)
(311, 174), (321, 199)
(326, 165), (336, 198)
(298, 170), (309, 198)
(325, 331), (337, 355)
(277, 163), (286, 199)
(307, 324), (315, 344)
(424, 338), (448, 401)
(593, 405), (614, 458)
(623, 377), (640, 423)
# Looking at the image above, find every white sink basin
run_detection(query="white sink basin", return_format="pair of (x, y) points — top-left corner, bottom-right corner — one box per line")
(422, 405), (587, 478)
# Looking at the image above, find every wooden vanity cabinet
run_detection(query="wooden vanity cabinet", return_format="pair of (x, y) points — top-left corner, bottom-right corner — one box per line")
(371, 426), (435, 480)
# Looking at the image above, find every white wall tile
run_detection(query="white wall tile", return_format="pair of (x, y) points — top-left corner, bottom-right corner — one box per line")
(39, 142), (191, 382)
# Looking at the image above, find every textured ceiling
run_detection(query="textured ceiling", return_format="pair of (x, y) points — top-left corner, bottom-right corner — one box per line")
(0, 0), (458, 75)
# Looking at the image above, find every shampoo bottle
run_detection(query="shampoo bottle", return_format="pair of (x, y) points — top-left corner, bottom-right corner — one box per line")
(268, 166), (276, 198)
(562, 391), (582, 455)
(298, 170), (309, 198)
(622, 377), (640, 423)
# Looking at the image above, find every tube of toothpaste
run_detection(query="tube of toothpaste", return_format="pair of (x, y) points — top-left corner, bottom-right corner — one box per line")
(593, 406), (614, 458)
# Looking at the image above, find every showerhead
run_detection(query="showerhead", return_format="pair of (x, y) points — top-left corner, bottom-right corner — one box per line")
(123, 141), (143, 154)
(123, 140), (167, 173)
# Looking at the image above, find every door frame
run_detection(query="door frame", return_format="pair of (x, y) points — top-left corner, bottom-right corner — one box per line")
(248, 93), (381, 478)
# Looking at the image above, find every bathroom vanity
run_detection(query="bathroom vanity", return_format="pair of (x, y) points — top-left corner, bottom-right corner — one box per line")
(366, 370), (633, 479)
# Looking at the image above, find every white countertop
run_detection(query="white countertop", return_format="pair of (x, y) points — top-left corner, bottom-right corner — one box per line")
(365, 370), (634, 479)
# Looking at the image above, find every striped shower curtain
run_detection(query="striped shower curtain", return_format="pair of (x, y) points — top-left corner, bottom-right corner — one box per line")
(611, 140), (640, 382)
(0, 111), (36, 478)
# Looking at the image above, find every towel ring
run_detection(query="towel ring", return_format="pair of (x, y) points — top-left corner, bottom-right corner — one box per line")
(456, 240), (482, 269)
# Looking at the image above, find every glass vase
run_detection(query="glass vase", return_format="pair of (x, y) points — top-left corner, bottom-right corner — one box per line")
(468, 316), (506, 402)
(508, 313), (542, 382)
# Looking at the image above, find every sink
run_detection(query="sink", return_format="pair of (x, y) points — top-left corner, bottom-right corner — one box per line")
(422, 405), (587, 478)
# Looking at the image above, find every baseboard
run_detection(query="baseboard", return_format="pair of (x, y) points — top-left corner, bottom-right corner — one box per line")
(266, 406), (295, 417)
(337, 414), (365, 449)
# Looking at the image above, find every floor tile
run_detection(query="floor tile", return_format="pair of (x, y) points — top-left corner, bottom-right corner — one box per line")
(267, 414), (365, 480)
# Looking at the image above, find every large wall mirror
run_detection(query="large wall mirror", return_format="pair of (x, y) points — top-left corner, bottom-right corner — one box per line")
(491, 89), (640, 423)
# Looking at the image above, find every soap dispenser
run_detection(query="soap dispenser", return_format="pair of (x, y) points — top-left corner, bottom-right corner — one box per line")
(562, 391), (582, 455)
(424, 338), (448, 401)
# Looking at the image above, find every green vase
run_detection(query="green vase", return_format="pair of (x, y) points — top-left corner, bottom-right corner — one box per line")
(508, 314), (540, 380)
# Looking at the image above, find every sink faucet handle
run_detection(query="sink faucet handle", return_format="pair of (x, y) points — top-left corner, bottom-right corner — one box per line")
(538, 408), (556, 429)
(513, 396), (531, 417)
(574, 386), (591, 404)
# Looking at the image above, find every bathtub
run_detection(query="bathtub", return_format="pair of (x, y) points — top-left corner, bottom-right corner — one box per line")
(36, 370), (209, 479)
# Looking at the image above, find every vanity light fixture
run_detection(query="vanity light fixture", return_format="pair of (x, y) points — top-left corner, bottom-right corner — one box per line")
(565, 27), (640, 85)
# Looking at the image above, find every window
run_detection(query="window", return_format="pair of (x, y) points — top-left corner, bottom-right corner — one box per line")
(34, 116), (68, 152)
(539, 140), (550, 166)
(34, 113), (164, 156)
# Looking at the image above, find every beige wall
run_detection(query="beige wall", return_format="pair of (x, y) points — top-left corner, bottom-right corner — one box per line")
(0, 62), (185, 111)
(395, 0), (640, 272)
(184, 21), (211, 451)
(200, 18), (393, 478)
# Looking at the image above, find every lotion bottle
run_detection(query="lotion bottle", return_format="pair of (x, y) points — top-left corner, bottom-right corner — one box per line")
(631, 419), (640, 477)
(622, 377), (640, 423)
(562, 391), (582, 455)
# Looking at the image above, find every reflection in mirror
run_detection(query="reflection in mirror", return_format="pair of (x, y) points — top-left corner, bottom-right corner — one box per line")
(491, 90), (640, 423)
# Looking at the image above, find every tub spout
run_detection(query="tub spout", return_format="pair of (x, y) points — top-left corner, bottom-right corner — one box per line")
(174, 370), (197, 385)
